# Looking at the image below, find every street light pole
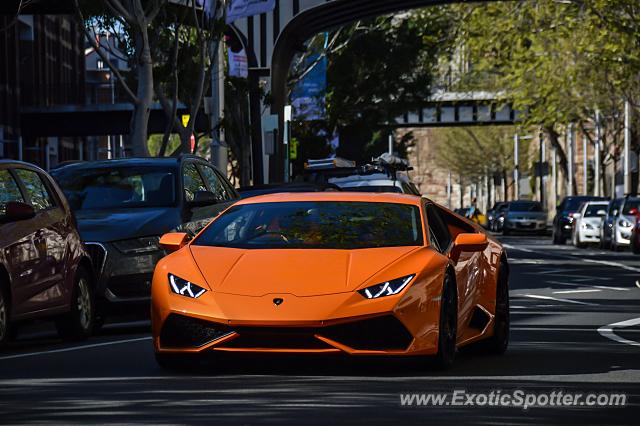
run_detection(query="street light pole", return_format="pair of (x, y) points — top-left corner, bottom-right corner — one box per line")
(624, 100), (631, 195)
(539, 132), (545, 207)
(514, 133), (519, 200)
(595, 110), (601, 197)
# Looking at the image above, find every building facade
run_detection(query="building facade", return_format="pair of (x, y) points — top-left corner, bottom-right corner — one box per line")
(0, 14), (85, 168)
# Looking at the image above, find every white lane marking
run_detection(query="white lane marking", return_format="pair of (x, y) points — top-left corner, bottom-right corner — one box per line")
(552, 289), (602, 295)
(598, 317), (640, 348)
(546, 280), (630, 291)
(582, 259), (640, 273)
(523, 294), (597, 306)
(0, 336), (152, 361)
(511, 326), (640, 333)
(504, 243), (640, 273)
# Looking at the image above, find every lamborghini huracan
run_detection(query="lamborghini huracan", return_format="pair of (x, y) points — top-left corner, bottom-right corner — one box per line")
(151, 193), (509, 369)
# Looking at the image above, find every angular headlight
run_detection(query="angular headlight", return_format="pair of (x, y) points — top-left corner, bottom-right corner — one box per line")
(619, 219), (633, 228)
(113, 236), (160, 254)
(358, 275), (415, 299)
(168, 274), (207, 299)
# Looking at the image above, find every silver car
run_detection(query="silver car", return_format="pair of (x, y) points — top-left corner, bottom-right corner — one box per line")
(502, 200), (547, 236)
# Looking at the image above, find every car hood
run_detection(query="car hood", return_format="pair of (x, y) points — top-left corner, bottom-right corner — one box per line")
(75, 208), (179, 243)
(581, 217), (602, 226)
(189, 245), (421, 297)
(507, 211), (546, 219)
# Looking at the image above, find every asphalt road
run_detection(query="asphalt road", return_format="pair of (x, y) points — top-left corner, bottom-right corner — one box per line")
(1, 236), (639, 425)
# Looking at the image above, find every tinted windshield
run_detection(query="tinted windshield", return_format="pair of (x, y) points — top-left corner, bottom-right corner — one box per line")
(510, 201), (543, 212)
(584, 204), (608, 217)
(622, 199), (640, 215)
(53, 166), (176, 210)
(341, 185), (403, 193)
(563, 197), (602, 211)
(194, 201), (423, 249)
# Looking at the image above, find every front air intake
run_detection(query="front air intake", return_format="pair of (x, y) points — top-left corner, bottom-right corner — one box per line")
(319, 315), (413, 351)
(160, 314), (234, 348)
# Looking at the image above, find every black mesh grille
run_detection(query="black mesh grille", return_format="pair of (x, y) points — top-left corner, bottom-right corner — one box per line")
(160, 314), (234, 348)
(319, 315), (413, 351)
(107, 273), (152, 298)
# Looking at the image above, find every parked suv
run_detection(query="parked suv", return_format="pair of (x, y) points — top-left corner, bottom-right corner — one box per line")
(0, 161), (94, 345)
(552, 196), (607, 244)
(51, 156), (239, 322)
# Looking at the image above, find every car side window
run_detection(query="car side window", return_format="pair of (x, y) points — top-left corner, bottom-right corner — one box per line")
(182, 163), (207, 202)
(14, 169), (55, 212)
(198, 164), (236, 202)
(425, 204), (453, 253)
(0, 170), (25, 216)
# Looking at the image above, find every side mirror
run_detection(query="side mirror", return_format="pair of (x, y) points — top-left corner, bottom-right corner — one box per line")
(3, 201), (35, 222)
(159, 232), (190, 252)
(451, 233), (488, 260)
(189, 191), (218, 208)
(573, 213), (582, 219)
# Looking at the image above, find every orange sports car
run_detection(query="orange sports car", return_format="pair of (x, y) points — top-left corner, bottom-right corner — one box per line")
(151, 192), (509, 369)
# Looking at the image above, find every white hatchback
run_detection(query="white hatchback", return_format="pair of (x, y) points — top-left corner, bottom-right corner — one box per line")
(572, 201), (609, 248)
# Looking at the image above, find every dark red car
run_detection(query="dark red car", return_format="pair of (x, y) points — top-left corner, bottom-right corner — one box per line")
(630, 208), (640, 255)
(0, 161), (94, 345)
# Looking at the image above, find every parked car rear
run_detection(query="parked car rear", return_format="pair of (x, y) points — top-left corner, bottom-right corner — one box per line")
(0, 161), (94, 345)
(51, 156), (239, 324)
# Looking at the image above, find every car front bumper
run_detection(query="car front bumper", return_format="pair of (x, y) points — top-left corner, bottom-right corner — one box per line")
(504, 220), (547, 233)
(151, 274), (450, 357)
(86, 242), (165, 305)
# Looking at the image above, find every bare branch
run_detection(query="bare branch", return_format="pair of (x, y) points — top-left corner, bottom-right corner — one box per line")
(73, 0), (138, 102)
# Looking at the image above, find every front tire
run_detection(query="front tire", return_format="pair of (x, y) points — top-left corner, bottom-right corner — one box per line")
(481, 261), (510, 354)
(0, 282), (11, 347)
(434, 273), (457, 370)
(56, 267), (94, 341)
(552, 227), (565, 245)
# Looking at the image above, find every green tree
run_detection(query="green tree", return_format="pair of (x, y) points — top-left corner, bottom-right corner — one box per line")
(288, 8), (456, 165)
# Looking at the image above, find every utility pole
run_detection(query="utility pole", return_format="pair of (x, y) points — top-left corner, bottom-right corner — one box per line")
(567, 123), (575, 196)
(513, 133), (519, 200)
(552, 147), (558, 207)
(539, 132), (545, 207)
(595, 110), (602, 196)
(624, 100), (631, 195)
(583, 134), (587, 195)
(211, 40), (227, 173)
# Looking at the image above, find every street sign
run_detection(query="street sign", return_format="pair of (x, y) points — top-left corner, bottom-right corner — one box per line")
(290, 138), (299, 160)
(226, 0), (275, 24)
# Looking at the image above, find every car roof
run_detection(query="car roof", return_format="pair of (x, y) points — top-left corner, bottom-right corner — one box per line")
(234, 191), (422, 206)
(50, 155), (206, 172)
(0, 159), (48, 173)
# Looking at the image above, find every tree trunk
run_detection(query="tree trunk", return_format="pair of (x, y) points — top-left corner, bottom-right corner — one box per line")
(130, 32), (154, 157)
